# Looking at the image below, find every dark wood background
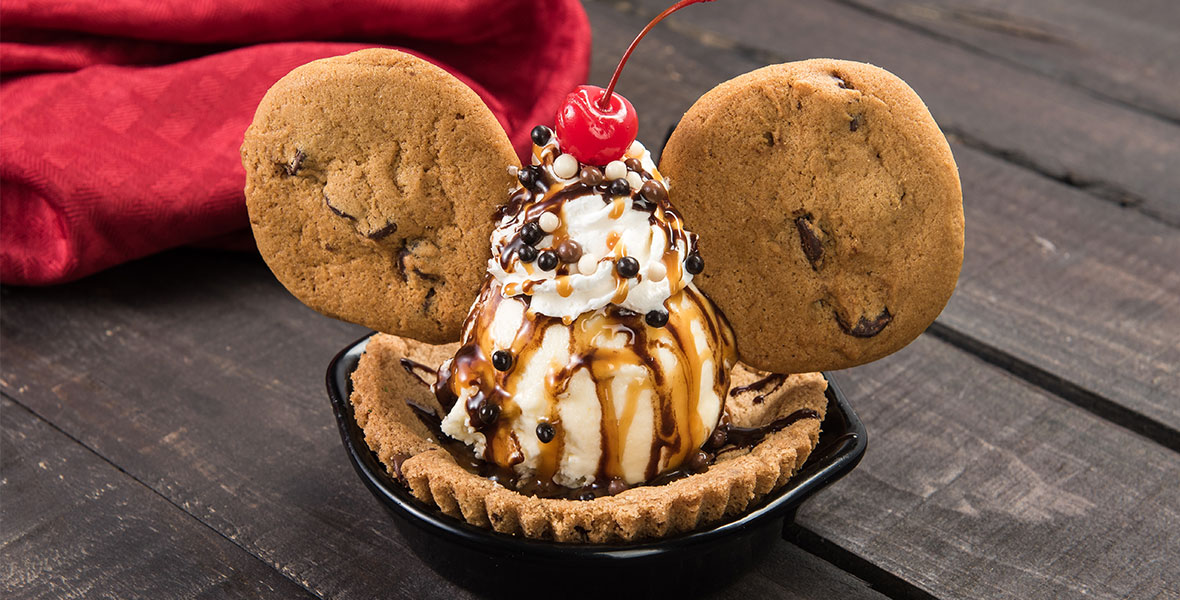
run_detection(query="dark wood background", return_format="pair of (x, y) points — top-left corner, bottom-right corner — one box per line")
(3, 1), (1178, 598)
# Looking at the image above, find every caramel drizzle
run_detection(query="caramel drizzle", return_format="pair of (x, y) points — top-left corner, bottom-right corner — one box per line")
(434, 280), (737, 487)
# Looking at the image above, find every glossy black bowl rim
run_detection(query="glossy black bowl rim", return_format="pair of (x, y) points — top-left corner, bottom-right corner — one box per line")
(327, 333), (867, 557)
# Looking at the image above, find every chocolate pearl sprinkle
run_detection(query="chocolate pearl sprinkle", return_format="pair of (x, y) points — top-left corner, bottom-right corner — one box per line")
(530, 125), (552, 146)
(579, 165), (603, 186)
(517, 166), (538, 188)
(640, 180), (667, 204)
(615, 256), (640, 278)
(608, 178), (630, 197)
(478, 402), (500, 425)
(520, 221), (544, 246)
(537, 250), (559, 271)
(538, 212), (560, 233)
(645, 310), (669, 328)
(604, 160), (627, 181)
(685, 253), (704, 275)
(492, 350), (513, 371)
(624, 157), (643, 173)
(687, 450), (713, 472)
(536, 422), (555, 443)
(556, 239), (582, 263)
(517, 245), (538, 263)
(607, 478), (628, 496)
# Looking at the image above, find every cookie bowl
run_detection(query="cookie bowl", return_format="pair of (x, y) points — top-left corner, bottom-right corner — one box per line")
(327, 334), (866, 597)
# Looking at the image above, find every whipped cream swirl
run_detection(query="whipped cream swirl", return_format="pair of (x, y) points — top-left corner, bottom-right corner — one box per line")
(488, 138), (698, 321)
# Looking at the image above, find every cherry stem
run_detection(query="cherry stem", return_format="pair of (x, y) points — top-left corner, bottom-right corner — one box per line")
(598, 0), (715, 110)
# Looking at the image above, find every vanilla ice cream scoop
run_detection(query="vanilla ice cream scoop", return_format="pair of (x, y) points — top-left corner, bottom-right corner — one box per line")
(435, 131), (736, 495)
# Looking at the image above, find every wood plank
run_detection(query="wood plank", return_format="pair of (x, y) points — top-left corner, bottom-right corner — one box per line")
(800, 335), (1180, 600)
(0, 250), (890, 600)
(0, 397), (314, 600)
(840, 0), (1180, 122)
(585, 1), (1180, 443)
(614, 0), (1180, 225)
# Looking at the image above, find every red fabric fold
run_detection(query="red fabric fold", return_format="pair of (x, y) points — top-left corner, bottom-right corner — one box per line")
(0, 0), (591, 284)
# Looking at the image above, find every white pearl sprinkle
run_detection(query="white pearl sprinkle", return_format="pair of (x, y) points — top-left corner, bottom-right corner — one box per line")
(507, 165), (519, 177)
(648, 261), (667, 282)
(578, 254), (598, 276)
(604, 160), (627, 181)
(538, 212), (559, 233)
(553, 154), (578, 179)
(626, 171), (643, 191)
(627, 140), (645, 158)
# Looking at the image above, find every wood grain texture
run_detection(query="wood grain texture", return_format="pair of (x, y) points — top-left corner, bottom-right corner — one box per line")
(0, 397), (315, 600)
(0, 251), (887, 600)
(617, 0), (1180, 225)
(839, 0), (1180, 122)
(586, 1), (1180, 435)
(810, 336), (1180, 600)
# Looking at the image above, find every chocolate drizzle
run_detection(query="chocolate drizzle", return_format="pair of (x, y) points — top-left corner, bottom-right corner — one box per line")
(730, 373), (788, 405)
(711, 409), (821, 449)
(399, 358), (436, 387)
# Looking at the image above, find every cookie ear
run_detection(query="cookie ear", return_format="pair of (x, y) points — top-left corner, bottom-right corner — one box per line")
(660, 59), (963, 374)
(242, 49), (519, 343)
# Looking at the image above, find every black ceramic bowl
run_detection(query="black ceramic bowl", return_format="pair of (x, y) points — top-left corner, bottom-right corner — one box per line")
(327, 334), (866, 598)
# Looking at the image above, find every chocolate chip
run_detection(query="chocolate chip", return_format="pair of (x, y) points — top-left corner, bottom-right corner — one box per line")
(536, 422), (555, 443)
(521, 221), (544, 246)
(390, 453), (411, 480)
(640, 180), (666, 204)
(556, 239), (582, 263)
(833, 73), (854, 89)
(537, 250), (558, 271)
(608, 178), (630, 197)
(367, 221), (398, 240)
(794, 216), (824, 268)
(517, 244), (538, 263)
(492, 350), (513, 371)
(849, 114), (864, 132)
(579, 165), (604, 186)
(645, 310), (669, 328)
(607, 478), (628, 496)
(685, 253), (704, 275)
(323, 193), (354, 220)
(835, 307), (893, 338)
(477, 402), (500, 425)
(531, 125), (552, 146)
(615, 256), (640, 278)
(687, 450), (713, 473)
(624, 157), (643, 172)
(281, 149), (305, 176)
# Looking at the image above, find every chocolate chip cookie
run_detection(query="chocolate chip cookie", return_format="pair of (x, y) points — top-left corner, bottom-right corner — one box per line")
(660, 59), (963, 373)
(242, 48), (519, 343)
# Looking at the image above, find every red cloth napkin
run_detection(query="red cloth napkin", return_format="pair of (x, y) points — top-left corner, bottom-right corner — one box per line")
(0, 0), (590, 285)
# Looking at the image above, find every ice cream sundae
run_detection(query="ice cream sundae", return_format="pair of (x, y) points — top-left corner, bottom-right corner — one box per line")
(434, 130), (737, 496)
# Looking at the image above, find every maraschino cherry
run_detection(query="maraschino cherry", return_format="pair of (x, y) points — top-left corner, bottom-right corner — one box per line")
(555, 0), (714, 165)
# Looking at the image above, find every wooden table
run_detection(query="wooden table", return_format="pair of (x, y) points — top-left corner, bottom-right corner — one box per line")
(3, 1), (1178, 598)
